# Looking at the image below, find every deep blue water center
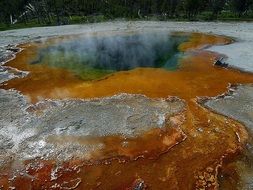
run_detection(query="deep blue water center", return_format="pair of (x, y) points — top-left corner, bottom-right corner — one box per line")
(31, 32), (188, 80)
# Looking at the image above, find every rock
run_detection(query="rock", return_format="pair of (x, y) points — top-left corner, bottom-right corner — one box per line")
(214, 57), (228, 68)
(132, 179), (146, 190)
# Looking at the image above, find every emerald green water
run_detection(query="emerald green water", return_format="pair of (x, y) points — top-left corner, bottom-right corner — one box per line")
(31, 33), (188, 81)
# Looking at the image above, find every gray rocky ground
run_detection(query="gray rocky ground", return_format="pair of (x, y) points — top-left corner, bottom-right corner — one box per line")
(203, 85), (253, 190)
(204, 85), (253, 131)
(0, 89), (185, 167)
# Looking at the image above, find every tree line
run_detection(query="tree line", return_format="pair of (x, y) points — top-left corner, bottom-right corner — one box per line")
(0, 0), (253, 26)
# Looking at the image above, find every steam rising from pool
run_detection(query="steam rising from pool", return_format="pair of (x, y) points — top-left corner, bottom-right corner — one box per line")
(31, 32), (188, 80)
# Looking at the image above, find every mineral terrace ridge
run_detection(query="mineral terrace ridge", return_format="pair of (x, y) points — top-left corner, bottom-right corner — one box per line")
(1, 21), (253, 189)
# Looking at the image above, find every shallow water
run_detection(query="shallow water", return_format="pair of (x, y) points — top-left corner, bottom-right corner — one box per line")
(1, 31), (253, 189)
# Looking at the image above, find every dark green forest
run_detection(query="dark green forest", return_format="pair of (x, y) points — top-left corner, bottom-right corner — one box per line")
(0, 0), (253, 30)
